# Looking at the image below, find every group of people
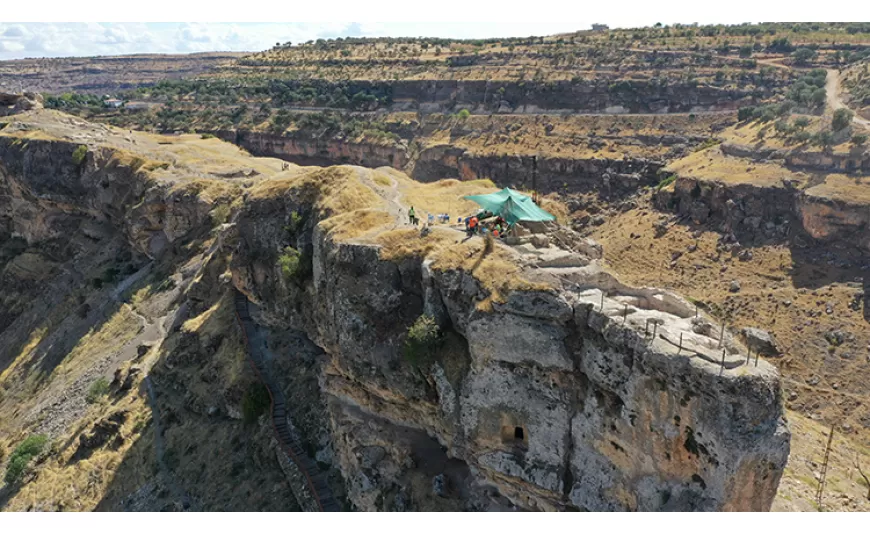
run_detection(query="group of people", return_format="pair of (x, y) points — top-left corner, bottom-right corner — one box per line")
(464, 214), (508, 238)
(407, 206), (509, 239)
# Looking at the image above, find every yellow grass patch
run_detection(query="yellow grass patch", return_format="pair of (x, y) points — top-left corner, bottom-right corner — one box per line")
(55, 305), (141, 377)
(804, 173), (870, 204)
(394, 176), (498, 218)
(250, 166), (384, 215)
(5, 394), (152, 512)
(666, 146), (808, 187)
(319, 208), (394, 240)
(0, 327), (47, 385)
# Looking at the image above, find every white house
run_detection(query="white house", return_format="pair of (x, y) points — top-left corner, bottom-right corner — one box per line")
(104, 98), (123, 108)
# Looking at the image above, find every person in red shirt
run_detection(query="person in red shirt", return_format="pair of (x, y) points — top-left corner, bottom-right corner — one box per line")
(467, 216), (478, 237)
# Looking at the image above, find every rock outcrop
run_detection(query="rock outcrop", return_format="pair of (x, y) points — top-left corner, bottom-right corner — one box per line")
(229, 172), (791, 511)
(0, 92), (44, 116)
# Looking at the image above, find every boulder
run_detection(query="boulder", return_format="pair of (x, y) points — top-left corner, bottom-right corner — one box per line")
(742, 327), (780, 356)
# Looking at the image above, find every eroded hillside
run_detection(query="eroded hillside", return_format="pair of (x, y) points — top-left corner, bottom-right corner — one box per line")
(0, 109), (799, 511)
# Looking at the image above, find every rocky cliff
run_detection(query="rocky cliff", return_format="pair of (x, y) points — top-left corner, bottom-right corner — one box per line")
(218, 130), (666, 199)
(657, 143), (870, 253)
(0, 110), (791, 512)
(228, 165), (790, 511)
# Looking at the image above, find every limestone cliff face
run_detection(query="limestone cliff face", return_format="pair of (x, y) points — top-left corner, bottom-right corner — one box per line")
(216, 130), (410, 170)
(222, 130), (663, 199)
(229, 189), (790, 512)
(0, 137), (212, 258)
(659, 174), (870, 253)
(410, 145), (663, 195)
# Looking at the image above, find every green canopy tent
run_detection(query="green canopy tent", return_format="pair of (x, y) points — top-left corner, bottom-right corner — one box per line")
(463, 188), (556, 226)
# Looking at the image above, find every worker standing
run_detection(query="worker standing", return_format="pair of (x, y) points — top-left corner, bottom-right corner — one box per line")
(409, 206), (417, 226)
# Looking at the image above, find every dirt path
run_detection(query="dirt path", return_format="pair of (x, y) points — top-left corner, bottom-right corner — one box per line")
(826, 69), (870, 129)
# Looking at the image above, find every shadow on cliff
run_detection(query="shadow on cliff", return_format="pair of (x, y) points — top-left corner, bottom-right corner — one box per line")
(659, 214), (869, 324)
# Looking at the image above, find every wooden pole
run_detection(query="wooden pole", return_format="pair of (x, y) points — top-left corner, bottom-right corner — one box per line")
(717, 323), (725, 348)
(816, 425), (836, 510)
(678, 333), (683, 354)
(600, 291), (605, 312)
(623, 304), (628, 324)
(720, 348), (726, 374)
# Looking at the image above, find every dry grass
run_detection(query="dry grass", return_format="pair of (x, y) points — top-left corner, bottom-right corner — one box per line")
(666, 146), (808, 187)
(804, 173), (870, 204)
(394, 175), (497, 218)
(0, 327), (47, 384)
(538, 194), (570, 225)
(4, 392), (152, 511)
(773, 410), (870, 512)
(251, 166), (383, 213)
(54, 305), (141, 378)
(319, 208), (394, 240)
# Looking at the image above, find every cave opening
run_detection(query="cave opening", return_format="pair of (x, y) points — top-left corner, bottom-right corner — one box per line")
(514, 427), (524, 440)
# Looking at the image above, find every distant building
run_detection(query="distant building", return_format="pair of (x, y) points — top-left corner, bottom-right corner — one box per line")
(591, 24), (609, 32)
(104, 98), (123, 108)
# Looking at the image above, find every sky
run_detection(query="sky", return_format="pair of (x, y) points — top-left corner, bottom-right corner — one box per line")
(1, 2), (868, 63)
(0, 23), (608, 60)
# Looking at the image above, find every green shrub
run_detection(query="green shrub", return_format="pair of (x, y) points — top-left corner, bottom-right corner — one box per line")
(102, 266), (120, 285)
(793, 117), (810, 130)
(278, 246), (302, 283)
(737, 106), (756, 122)
(4, 434), (48, 485)
(656, 173), (677, 190)
(813, 130), (834, 148)
(242, 383), (270, 424)
(200, 133), (216, 139)
(211, 204), (231, 226)
(283, 211), (304, 237)
(852, 133), (868, 146)
(456, 109), (471, 120)
(71, 145), (88, 166)
(86, 377), (110, 404)
(792, 130), (812, 143)
(403, 315), (441, 367)
(792, 47), (817, 65)
(832, 108), (854, 131)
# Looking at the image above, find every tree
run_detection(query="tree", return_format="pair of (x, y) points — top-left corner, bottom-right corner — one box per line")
(793, 116), (811, 130)
(832, 108), (854, 131)
(403, 315), (441, 367)
(739, 45), (753, 58)
(738, 106), (756, 122)
(813, 130), (834, 149)
(852, 133), (868, 146)
(792, 47), (817, 66)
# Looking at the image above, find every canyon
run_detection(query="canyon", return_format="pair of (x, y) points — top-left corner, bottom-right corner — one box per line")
(0, 109), (791, 511)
